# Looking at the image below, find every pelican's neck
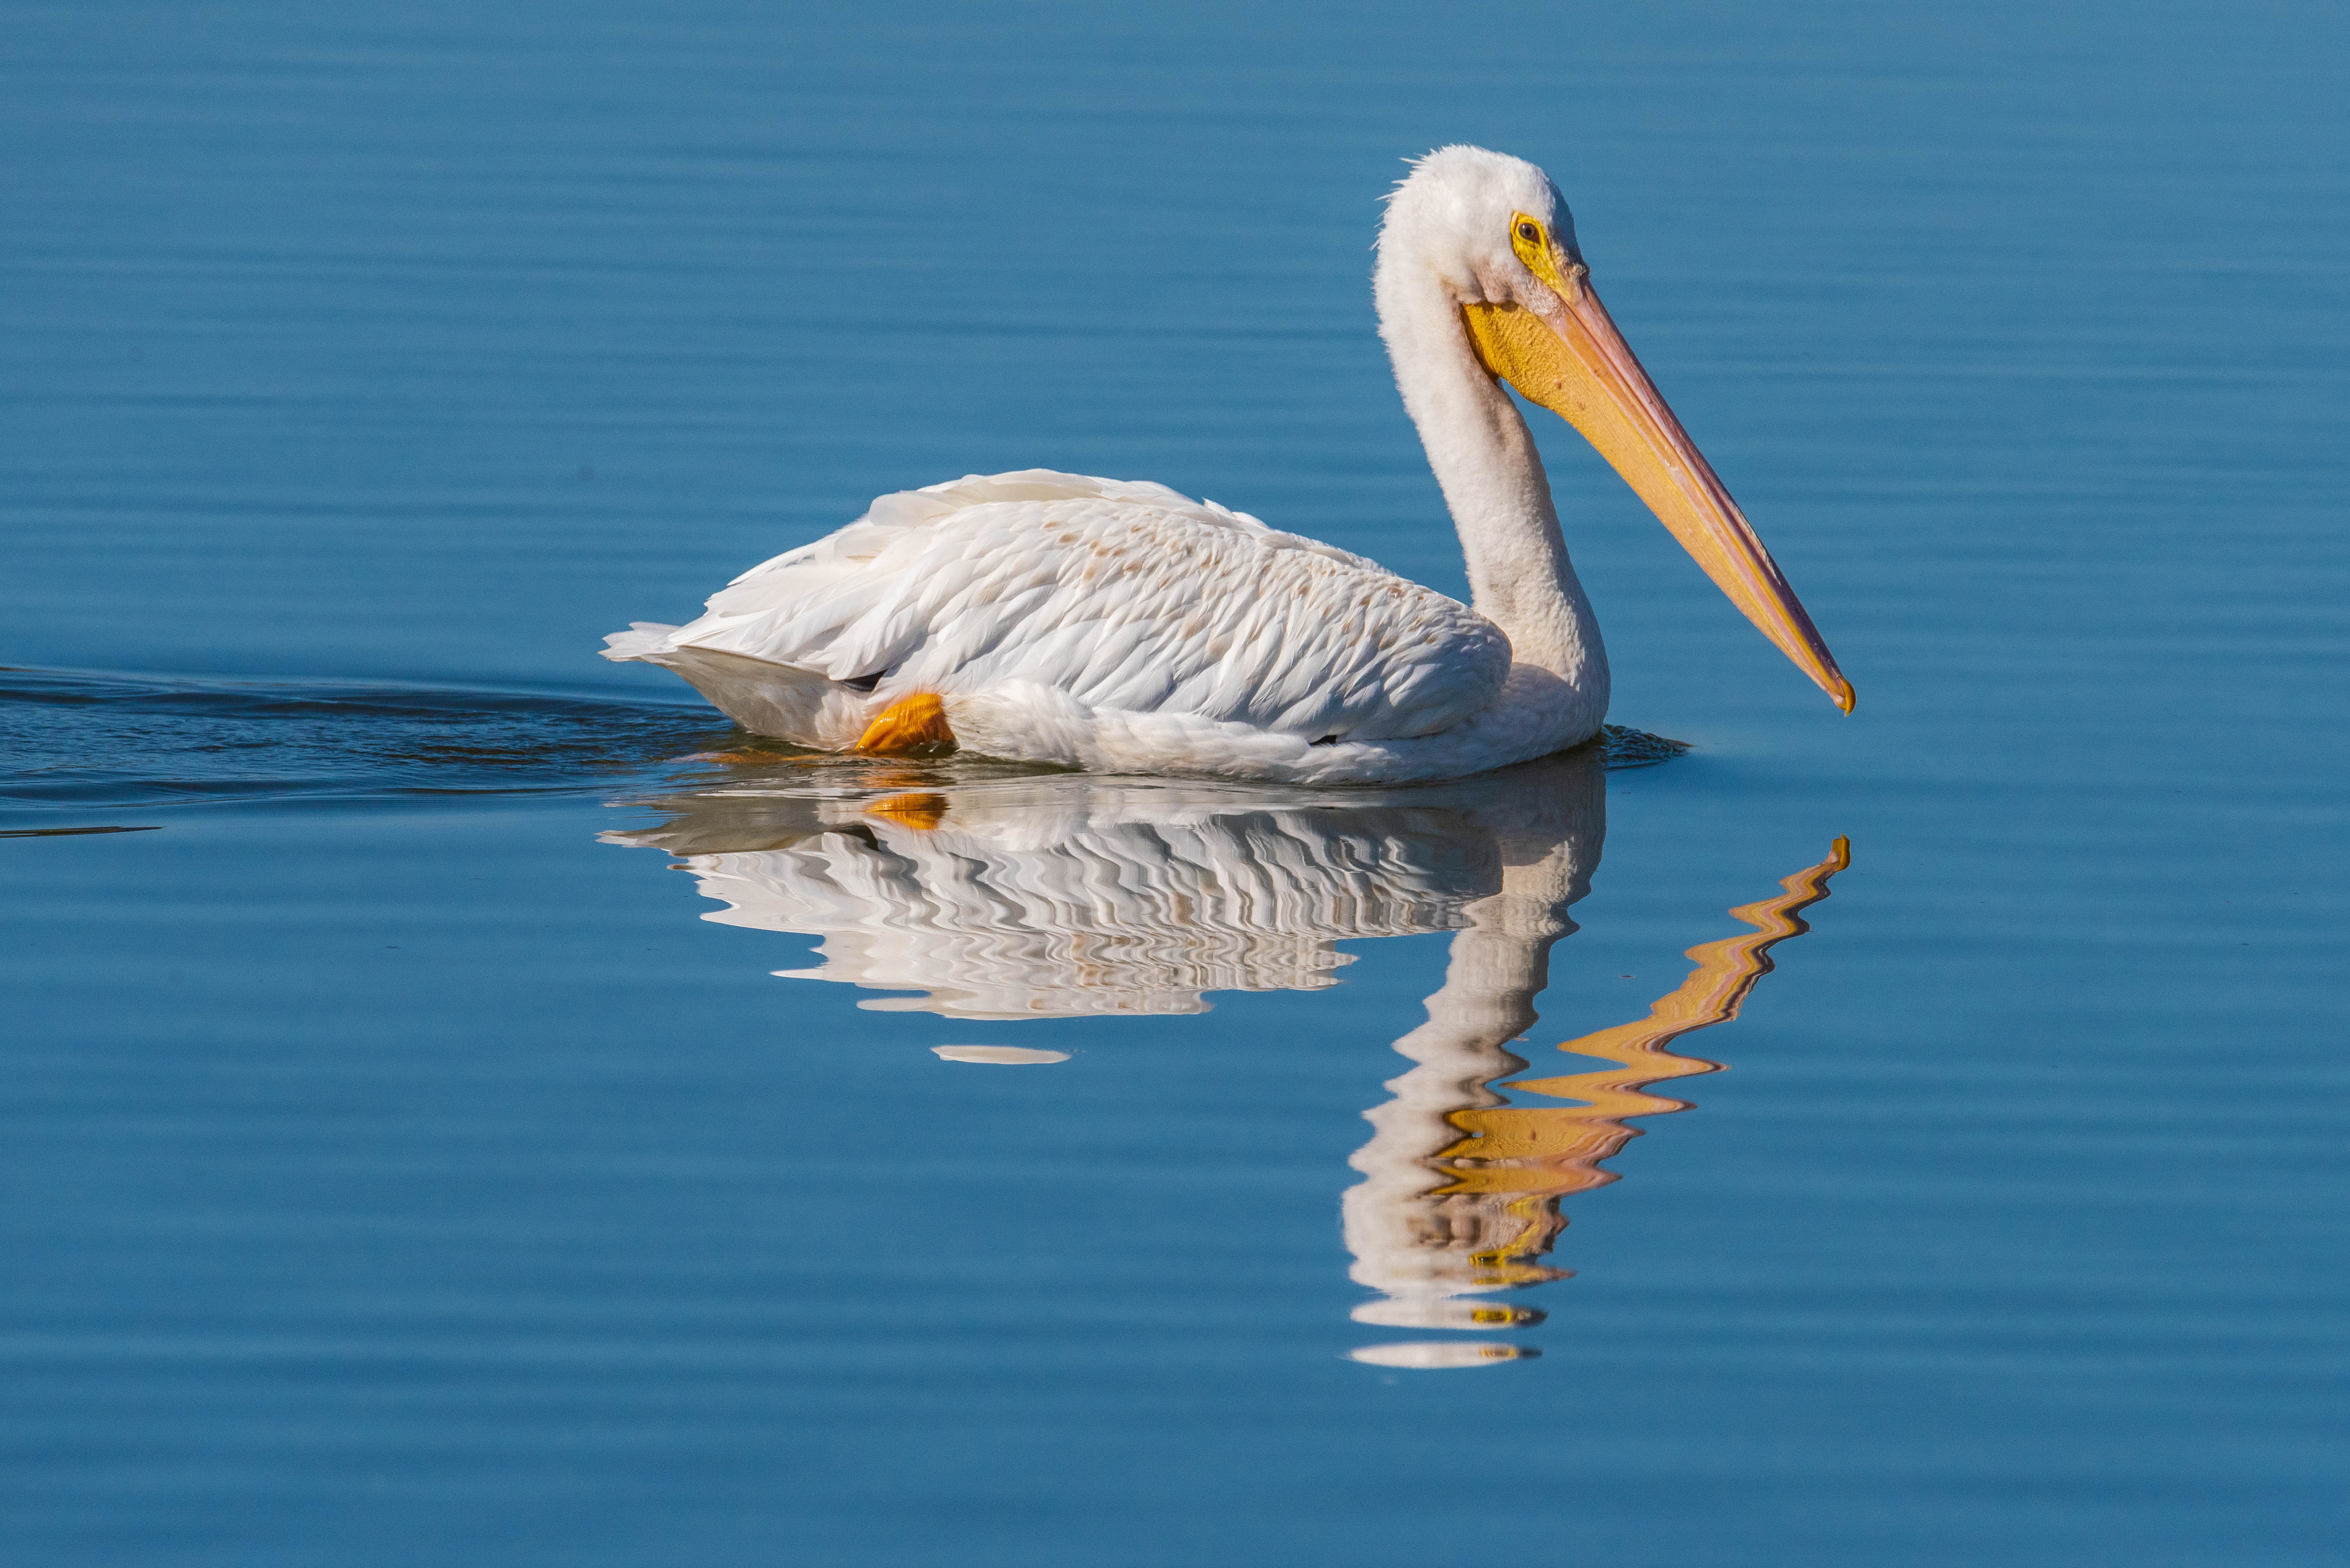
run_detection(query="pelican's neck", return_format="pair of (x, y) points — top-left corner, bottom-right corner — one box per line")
(1374, 255), (1607, 709)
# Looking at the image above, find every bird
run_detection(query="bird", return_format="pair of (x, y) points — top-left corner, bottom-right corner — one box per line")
(604, 145), (1852, 783)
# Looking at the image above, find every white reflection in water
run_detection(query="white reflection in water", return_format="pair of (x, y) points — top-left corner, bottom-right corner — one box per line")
(605, 748), (1842, 1366)
(932, 1045), (1071, 1065)
(608, 764), (1538, 1018)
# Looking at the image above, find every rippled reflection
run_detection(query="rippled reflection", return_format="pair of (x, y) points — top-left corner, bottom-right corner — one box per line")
(1344, 838), (1846, 1365)
(604, 753), (1595, 1018)
(604, 747), (1843, 1365)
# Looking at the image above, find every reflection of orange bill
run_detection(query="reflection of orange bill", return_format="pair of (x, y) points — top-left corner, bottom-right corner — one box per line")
(1464, 279), (1854, 712)
(1436, 836), (1850, 1201)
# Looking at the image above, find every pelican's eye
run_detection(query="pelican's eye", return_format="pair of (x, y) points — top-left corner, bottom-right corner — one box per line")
(1509, 213), (1550, 274)
(1507, 210), (1576, 300)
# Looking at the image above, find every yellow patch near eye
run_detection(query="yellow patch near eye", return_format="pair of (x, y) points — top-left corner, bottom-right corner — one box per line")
(1508, 210), (1583, 302)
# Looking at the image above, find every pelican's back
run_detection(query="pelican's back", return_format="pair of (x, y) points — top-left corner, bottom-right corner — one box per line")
(607, 471), (1510, 754)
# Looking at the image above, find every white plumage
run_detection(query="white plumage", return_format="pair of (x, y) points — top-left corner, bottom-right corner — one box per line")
(611, 470), (1507, 742)
(607, 146), (1848, 781)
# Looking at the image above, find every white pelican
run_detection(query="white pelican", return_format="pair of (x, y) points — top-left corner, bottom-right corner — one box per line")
(606, 146), (1852, 782)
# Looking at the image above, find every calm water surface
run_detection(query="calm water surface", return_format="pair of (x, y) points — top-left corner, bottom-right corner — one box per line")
(4, 2), (2347, 1563)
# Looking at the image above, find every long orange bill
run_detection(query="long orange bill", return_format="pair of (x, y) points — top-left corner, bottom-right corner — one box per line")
(1463, 275), (1855, 713)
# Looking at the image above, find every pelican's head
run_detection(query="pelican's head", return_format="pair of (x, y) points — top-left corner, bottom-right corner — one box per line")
(1378, 146), (1853, 714)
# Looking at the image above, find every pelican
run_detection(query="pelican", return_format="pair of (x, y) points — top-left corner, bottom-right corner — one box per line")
(606, 146), (1852, 783)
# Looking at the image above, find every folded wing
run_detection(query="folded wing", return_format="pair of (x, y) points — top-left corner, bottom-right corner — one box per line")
(619, 471), (1511, 743)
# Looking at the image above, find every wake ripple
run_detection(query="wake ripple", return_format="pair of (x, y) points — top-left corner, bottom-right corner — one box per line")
(0, 667), (735, 817)
(0, 666), (1687, 824)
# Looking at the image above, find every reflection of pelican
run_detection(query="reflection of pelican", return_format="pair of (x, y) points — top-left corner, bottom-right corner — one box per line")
(604, 751), (1843, 1364)
(1343, 841), (1846, 1365)
(605, 146), (1849, 783)
(604, 750), (1604, 1020)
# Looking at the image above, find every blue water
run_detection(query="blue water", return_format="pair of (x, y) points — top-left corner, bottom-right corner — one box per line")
(5, 1), (2347, 1562)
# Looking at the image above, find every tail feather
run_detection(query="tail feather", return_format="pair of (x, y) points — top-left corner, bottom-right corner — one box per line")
(602, 622), (683, 663)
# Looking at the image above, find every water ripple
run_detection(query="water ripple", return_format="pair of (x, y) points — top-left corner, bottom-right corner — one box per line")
(0, 666), (731, 816)
(0, 665), (1685, 824)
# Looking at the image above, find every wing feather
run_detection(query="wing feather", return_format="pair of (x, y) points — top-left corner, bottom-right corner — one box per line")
(636, 471), (1510, 743)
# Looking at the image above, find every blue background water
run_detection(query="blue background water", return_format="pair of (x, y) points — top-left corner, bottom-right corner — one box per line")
(4, 1), (2347, 1563)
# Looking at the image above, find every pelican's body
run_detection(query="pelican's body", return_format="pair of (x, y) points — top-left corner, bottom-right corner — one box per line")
(608, 147), (1849, 781)
(607, 469), (1585, 783)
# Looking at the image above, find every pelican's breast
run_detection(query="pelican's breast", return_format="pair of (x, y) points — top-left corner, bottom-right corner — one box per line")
(623, 470), (1511, 746)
